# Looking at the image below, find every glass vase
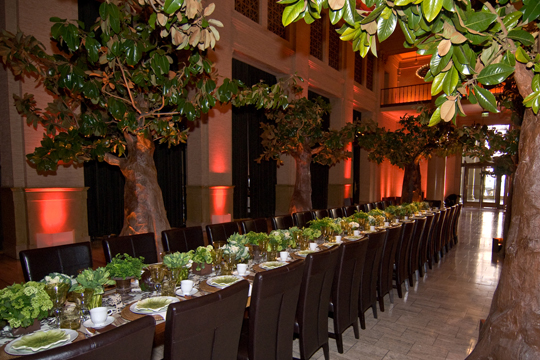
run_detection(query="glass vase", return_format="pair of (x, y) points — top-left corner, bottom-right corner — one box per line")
(170, 267), (189, 286)
(86, 289), (102, 309)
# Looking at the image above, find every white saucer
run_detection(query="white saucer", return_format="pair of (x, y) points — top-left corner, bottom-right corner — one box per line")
(83, 316), (115, 329)
(175, 287), (198, 296)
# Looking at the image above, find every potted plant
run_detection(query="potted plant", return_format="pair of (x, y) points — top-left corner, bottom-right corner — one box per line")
(0, 282), (53, 335)
(163, 251), (193, 286)
(105, 254), (145, 294)
(192, 246), (214, 275)
(73, 268), (115, 309)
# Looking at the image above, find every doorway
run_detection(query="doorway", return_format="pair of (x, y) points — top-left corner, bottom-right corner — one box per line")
(461, 165), (507, 209)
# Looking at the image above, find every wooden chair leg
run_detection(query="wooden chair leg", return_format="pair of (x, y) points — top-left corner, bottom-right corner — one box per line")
(353, 321), (359, 339)
(359, 312), (366, 330)
(371, 303), (378, 319)
(323, 343), (330, 360)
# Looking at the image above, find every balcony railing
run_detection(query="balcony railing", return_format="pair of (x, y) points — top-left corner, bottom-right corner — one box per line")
(380, 83), (432, 107)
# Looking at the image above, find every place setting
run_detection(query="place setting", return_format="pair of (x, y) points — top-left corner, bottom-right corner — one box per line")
(122, 296), (179, 322)
(3, 328), (79, 356)
(200, 275), (244, 293)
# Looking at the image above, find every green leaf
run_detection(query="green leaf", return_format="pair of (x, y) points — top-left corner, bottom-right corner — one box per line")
(108, 98), (127, 120)
(124, 40), (142, 66)
(522, 0), (540, 22)
(62, 24), (80, 52)
(463, 11), (497, 32)
(474, 85), (499, 113)
(50, 17), (66, 23)
(429, 107), (442, 126)
(515, 46), (531, 63)
(85, 37), (100, 63)
(342, 0), (356, 26)
(502, 11), (522, 31)
(477, 64), (514, 86)
(395, 0), (414, 5)
(164, 0), (183, 14)
(422, 0), (443, 23)
(398, 19), (416, 44)
(507, 29), (535, 46)
(361, 5), (385, 25)
(532, 74), (540, 92)
(282, 0), (304, 26)
(329, 7), (344, 25)
(377, 13), (397, 42)
(442, 0), (454, 12)
(442, 66), (459, 95)
(432, 72), (445, 95)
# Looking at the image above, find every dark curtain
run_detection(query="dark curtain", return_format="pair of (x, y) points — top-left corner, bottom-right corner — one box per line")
(232, 59), (277, 219)
(352, 110), (362, 204)
(81, 0), (186, 237)
(308, 91), (330, 210)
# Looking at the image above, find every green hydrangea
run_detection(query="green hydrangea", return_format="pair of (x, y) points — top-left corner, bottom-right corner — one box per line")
(0, 282), (53, 328)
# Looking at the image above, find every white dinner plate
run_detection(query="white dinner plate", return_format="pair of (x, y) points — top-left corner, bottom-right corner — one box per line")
(5, 329), (77, 356)
(130, 296), (179, 314)
(83, 316), (115, 329)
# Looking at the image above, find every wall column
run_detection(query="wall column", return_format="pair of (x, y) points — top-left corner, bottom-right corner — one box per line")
(426, 156), (447, 203)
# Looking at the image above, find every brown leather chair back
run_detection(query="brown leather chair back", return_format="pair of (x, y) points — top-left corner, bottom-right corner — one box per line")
(295, 245), (340, 360)
(342, 206), (357, 217)
(205, 222), (243, 245)
(394, 221), (415, 298)
(237, 260), (305, 360)
(328, 208), (343, 219)
(102, 233), (157, 264)
(241, 218), (269, 234)
(162, 226), (205, 253)
(293, 211), (315, 228)
(20, 242), (93, 282)
(270, 215), (294, 230)
(358, 230), (385, 329)
(377, 225), (401, 312)
(164, 280), (249, 360)
(24, 316), (155, 360)
(329, 239), (369, 353)
(426, 211), (441, 268)
(312, 209), (329, 219)
(417, 213), (435, 276)
(408, 217), (427, 286)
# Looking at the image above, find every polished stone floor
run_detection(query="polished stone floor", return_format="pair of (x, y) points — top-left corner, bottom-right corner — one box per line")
(0, 208), (503, 359)
(299, 208), (504, 360)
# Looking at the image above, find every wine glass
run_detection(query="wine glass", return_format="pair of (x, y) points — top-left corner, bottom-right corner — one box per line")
(212, 248), (223, 274)
(45, 283), (70, 328)
(150, 266), (165, 295)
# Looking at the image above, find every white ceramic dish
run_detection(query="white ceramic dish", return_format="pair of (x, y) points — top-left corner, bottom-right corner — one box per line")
(131, 296), (179, 314)
(83, 316), (115, 329)
(175, 288), (198, 296)
(5, 329), (77, 356)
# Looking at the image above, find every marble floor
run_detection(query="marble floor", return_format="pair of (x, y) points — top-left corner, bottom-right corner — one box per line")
(298, 208), (504, 360)
(0, 208), (504, 359)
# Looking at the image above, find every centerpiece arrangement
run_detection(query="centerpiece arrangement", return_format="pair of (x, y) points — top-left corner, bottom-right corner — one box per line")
(191, 246), (214, 275)
(162, 251), (193, 285)
(72, 268), (115, 309)
(244, 231), (269, 261)
(0, 282), (53, 334)
(221, 234), (251, 274)
(105, 254), (145, 294)
(40, 272), (75, 327)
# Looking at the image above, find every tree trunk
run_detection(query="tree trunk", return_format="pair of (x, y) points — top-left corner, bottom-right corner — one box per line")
(468, 108), (540, 359)
(290, 148), (313, 213)
(105, 133), (170, 254)
(401, 160), (422, 203)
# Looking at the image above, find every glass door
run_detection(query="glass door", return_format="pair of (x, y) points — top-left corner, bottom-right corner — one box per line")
(462, 165), (507, 209)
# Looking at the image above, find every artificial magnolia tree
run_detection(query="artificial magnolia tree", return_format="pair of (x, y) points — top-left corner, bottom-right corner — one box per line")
(280, 0), (540, 357)
(257, 93), (359, 213)
(0, 0), (288, 249)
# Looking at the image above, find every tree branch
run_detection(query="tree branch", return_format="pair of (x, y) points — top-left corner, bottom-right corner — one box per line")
(104, 152), (125, 167)
(311, 145), (324, 155)
(117, 59), (142, 114)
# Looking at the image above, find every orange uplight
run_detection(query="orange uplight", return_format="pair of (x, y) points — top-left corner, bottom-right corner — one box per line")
(210, 156), (228, 174)
(25, 188), (73, 234)
(344, 144), (352, 179)
(344, 184), (352, 199)
(210, 186), (230, 216)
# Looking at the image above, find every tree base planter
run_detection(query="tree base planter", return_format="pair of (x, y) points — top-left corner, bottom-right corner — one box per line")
(114, 278), (133, 295)
(12, 319), (40, 336)
(191, 263), (212, 275)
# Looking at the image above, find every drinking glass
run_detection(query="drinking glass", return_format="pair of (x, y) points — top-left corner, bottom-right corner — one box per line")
(212, 248), (223, 274)
(60, 305), (81, 330)
(45, 283), (70, 328)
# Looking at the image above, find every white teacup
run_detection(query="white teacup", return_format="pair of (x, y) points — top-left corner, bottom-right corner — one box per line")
(335, 235), (342, 243)
(384, 222), (390, 227)
(309, 243), (318, 251)
(180, 280), (194, 295)
(89, 307), (113, 326)
(237, 263), (248, 276)
(279, 251), (289, 262)
(353, 230), (360, 236)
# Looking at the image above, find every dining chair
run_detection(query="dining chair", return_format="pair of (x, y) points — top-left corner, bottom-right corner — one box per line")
(294, 245), (340, 360)
(23, 316), (156, 360)
(312, 209), (329, 219)
(19, 242), (93, 282)
(444, 206), (457, 252)
(293, 211), (315, 228)
(364, 203), (373, 212)
(433, 209), (447, 263)
(417, 213), (435, 277)
(407, 217), (426, 287)
(452, 204), (462, 244)
(358, 230), (385, 329)
(376, 225), (401, 312)
(270, 214), (294, 230)
(240, 218), (270, 234)
(237, 260), (305, 360)
(164, 280), (249, 360)
(328, 208), (343, 219)
(206, 221), (243, 246)
(342, 206), (357, 217)
(102, 233), (158, 264)
(426, 211), (441, 270)
(393, 221), (415, 298)
(161, 226), (205, 253)
(328, 239), (369, 353)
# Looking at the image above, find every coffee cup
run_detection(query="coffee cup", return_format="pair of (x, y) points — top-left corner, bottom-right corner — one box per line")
(309, 243), (318, 251)
(237, 263), (248, 276)
(279, 251), (289, 262)
(180, 280), (194, 295)
(353, 230), (360, 236)
(89, 307), (113, 326)
(335, 235), (342, 243)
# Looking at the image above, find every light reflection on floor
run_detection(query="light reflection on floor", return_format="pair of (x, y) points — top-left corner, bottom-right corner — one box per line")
(301, 207), (503, 360)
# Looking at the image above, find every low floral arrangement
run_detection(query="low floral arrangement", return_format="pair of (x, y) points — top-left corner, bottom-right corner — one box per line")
(308, 217), (341, 234)
(0, 282), (53, 328)
(105, 253), (145, 280)
(384, 205), (398, 220)
(401, 203), (418, 216)
(163, 251), (193, 269)
(351, 211), (369, 229)
(368, 210), (386, 226)
(222, 243), (250, 262)
(40, 272), (76, 290)
(244, 231), (268, 246)
(268, 229), (295, 251)
(73, 268), (115, 295)
(227, 233), (248, 247)
(192, 245), (214, 271)
(301, 227), (321, 240)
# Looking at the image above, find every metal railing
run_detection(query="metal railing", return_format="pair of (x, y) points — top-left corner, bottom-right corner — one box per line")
(380, 83), (432, 107)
